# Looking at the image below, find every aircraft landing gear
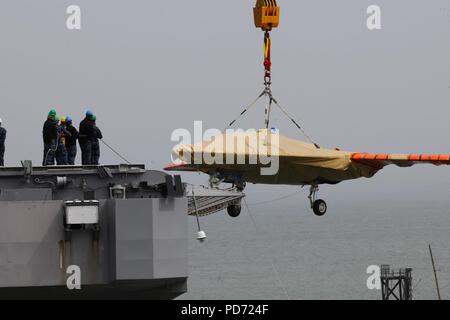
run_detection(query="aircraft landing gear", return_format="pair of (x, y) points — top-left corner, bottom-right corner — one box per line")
(235, 181), (246, 192)
(209, 172), (224, 189)
(227, 204), (242, 218)
(308, 185), (327, 216)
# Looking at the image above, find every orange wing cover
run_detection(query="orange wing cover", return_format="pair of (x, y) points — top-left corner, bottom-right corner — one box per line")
(351, 153), (450, 170)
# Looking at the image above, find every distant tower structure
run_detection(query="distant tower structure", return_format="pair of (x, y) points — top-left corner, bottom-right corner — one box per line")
(380, 265), (413, 300)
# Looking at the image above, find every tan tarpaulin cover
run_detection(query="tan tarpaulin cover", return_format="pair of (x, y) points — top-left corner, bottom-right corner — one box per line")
(169, 129), (377, 185)
(167, 129), (450, 185)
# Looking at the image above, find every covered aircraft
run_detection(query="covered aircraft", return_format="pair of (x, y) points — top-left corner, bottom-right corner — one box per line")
(165, 129), (450, 216)
(166, 1), (449, 218)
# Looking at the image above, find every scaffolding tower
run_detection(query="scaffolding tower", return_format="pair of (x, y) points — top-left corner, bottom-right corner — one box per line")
(380, 265), (413, 300)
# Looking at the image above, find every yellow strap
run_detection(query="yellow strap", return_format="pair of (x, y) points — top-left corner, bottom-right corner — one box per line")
(264, 37), (270, 59)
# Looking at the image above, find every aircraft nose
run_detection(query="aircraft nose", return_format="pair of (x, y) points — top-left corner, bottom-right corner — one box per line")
(171, 145), (182, 163)
(171, 144), (190, 164)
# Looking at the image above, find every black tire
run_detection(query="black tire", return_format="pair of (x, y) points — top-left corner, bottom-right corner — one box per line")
(227, 204), (242, 218)
(312, 199), (327, 216)
(236, 181), (246, 192)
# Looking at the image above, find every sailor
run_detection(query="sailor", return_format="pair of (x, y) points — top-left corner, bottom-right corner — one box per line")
(55, 116), (71, 166)
(0, 118), (6, 167)
(42, 109), (58, 166)
(65, 116), (79, 165)
(79, 110), (95, 165)
(91, 115), (103, 165)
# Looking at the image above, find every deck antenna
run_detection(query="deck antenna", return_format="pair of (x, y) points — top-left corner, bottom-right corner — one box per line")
(429, 244), (442, 300)
(191, 187), (207, 242)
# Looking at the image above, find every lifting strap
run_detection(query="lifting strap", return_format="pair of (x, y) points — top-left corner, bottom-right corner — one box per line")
(223, 1), (320, 148)
(264, 31), (272, 85)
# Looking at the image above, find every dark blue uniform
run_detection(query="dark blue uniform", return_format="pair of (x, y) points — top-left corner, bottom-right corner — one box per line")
(91, 125), (103, 165)
(0, 126), (6, 166)
(55, 124), (71, 165)
(65, 124), (79, 165)
(42, 118), (58, 166)
(79, 117), (95, 165)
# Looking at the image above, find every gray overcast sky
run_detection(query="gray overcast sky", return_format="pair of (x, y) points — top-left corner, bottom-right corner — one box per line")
(1, 0), (450, 206)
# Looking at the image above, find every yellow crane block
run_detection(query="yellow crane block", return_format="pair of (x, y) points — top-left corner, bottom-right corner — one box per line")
(254, 0), (280, 31)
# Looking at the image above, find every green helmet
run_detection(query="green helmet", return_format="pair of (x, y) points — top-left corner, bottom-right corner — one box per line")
(92, 115), (97, 121)
(48, 109), (56, 119)
(54, 116), (60, 122)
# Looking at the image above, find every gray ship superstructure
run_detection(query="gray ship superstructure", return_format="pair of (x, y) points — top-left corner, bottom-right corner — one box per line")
(0, 163), (188, 299)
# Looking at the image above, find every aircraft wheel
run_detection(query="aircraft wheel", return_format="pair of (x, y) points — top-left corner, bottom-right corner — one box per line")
(236, 181), (246, 192)
(227, 204), (242, 218)
(312, 199), (327, 216)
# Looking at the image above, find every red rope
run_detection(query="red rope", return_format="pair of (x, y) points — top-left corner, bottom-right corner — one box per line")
(264, 32), (272, 83)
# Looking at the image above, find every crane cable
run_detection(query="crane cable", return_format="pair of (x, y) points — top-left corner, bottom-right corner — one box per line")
(271, 97), (320, 149)
(224, 31), (273, 131)
(223, 89), (266, 131)
(243, 198), (291, 300)
(223, 27), (320, 148)
(100, 139), (132, 164)
(262, 29), (319, 148)
(245, 189), (305, 206)
(224, 85), (320, 149)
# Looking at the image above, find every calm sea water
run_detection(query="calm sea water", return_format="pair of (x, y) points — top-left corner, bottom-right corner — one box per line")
(178, 199), (450, 300)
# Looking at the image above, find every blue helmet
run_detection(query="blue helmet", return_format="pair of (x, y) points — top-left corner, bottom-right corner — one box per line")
(86, 110), (93, 117)
(66, 116), (72, 123)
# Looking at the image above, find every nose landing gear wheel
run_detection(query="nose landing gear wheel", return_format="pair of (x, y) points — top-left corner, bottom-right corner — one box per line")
(227, 204), (242, 218)
(312, 199), (327, 216)
(308, 185), (327, 216)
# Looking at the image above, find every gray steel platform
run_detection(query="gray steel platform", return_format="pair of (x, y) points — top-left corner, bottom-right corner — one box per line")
(0, 164), (188, 299)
